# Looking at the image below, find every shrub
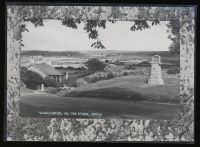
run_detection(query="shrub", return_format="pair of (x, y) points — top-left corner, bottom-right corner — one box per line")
(137, 62), (150, 67)
(66, 66), (74, 70)
(22, 70), (45, 90)
(79, 70), (93, 77)
(105, 59), (109, 63)
(122, 72), (128, 76)
(125, 65), (136, 70)
(76, 67), (86, 70)
(107, 73), (114, 79)
(44, 78), (58, 87)
(71, 83), (78, 87)
(63, 77), (78, 87)
(55, 66), (65, 70)
(90, 77), (102, 83)
(167, 68), (180, 75)
(86, 58), (106, 72)
(142, 61), (149, 64)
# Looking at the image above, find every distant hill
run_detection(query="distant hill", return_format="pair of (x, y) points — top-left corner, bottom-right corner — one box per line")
(116, 51), (172, 57)
(21, 50), (83, 57)
(22, 50), (178, 59)
(82, 50), (172, 56)
(82, 49), (170, 55)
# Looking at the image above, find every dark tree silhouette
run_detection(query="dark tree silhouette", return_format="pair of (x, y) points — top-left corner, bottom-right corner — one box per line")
(21, 70), (45, 90)
(166, 20), (180, 55)
(86, 58), (106, 72)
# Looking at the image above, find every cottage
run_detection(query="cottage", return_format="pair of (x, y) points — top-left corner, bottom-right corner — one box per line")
(25, 63), (68, 83)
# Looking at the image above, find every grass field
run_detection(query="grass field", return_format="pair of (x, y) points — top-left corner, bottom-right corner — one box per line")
(58, 75), (180, 104)
(20, 93), (180, 119)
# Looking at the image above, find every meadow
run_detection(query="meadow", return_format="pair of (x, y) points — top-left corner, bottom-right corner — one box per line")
(58, 75), (180, 104)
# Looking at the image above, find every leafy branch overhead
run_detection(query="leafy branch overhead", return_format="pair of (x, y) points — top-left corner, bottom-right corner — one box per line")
(166, 20), (180, 55)
(21, 12), (161, 50)
(61, 19), (161, 49)
(8, 6), (182, 54)
(130, 20), (160, 31)
(18, 8), (178, 54)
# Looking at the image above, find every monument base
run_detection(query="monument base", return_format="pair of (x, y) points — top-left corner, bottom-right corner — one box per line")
(148, 79), (164, 85)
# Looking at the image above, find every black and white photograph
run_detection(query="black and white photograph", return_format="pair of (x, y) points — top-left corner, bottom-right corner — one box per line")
(6, 4), (195, 141)
(19, 18), (180, 120)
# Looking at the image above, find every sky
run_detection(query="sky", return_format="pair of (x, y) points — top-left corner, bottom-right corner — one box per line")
(21, 20), (172, 52)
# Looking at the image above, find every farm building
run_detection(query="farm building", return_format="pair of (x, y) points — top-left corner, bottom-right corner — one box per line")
(25, 63), (68, 83)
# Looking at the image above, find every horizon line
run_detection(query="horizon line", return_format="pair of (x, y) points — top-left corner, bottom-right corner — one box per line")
(21, 49), (170, 52)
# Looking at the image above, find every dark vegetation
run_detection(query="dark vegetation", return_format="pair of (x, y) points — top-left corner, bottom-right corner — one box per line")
(107, 73), (114, 79)
(90, 73), (114, 83)
(167, 67), (180, 75)
(21, 70), (44, 90)
(105, 59), (109, 63)
(63, 87), (179, 104)
(20, 69), (63, 90)
(86, 58), (106, 72)
(122, 72), (129, 76)
(125, 65), (137, 70)
(55, 66), (86, 70)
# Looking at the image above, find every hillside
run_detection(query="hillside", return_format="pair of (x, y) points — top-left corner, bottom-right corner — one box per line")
(58, 75), (180, 104)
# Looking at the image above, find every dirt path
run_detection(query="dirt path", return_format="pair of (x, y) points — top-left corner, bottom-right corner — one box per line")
(20, 93), (180, 120)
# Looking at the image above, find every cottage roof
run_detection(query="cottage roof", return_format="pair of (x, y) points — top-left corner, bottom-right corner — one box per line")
(27, 63), (63, 76)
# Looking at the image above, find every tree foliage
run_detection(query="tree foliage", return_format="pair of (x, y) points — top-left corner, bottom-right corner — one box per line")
(166, 20), (180, 55)
(21, 70), (45, 90)
(9, 6), (179, 54)
(86, 58), (106, 72)
(44, 77), (60, 87)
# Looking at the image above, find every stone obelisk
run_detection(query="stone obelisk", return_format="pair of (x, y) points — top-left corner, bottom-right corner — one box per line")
(148, 55), (164, 85)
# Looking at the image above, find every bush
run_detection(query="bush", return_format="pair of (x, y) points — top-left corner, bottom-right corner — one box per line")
(21, 70), (45, 90)
(125, 65), (136, 70)
(71, 83), (78, 87)
(137, 62), (150, 67)
(55, 66), (66, 70)
(79, 70), (93, 77)
(76, 67), (86, 70)
(167, 68), (180, 75)
(44, 78), (58, 87)
(114, 62), (124, 65)
(105, 60), (109, 63)
(86, 58), (106, 72)
(142, 61), (149, 64)
(91, 76), (106, 83)
(63, 77), (78, 87)
(122, 72), (128, 76)
(107, 73), (114, 79)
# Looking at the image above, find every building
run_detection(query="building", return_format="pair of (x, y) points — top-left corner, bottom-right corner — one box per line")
(25, 63), (68, 83)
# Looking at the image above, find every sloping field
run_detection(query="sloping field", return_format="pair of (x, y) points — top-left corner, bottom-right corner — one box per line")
(58, 75), (180, 104)
(20, 87), (34, 96)
(20, 93), (180, 119)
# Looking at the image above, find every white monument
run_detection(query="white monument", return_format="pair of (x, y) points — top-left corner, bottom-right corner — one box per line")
(41, 84), (44, 92)
(148, 55), (164, 85)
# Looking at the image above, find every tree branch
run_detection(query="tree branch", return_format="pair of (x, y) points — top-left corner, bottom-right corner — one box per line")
(8, 17), (24, 32)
